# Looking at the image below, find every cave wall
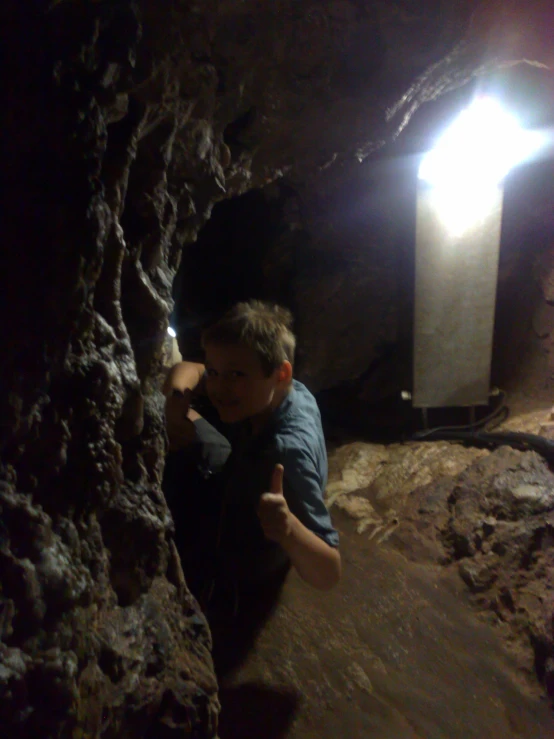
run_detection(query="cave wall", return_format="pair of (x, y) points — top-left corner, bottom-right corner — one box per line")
(1, 1), (553, 737)
(1, 4), (221, 737)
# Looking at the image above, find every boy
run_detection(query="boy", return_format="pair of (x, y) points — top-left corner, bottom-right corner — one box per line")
(162, 301), (340, 609)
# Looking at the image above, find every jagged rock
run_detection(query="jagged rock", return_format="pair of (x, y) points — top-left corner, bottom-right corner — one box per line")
(396, 447), (554, 696)
(327, 440), (554, 698)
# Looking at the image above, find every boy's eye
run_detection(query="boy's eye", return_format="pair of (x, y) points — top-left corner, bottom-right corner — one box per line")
(230, 370), (246, 378)
(206, 368), (217, 378)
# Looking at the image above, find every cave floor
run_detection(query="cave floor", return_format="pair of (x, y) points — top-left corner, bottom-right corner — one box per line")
(215, 510), (554, 739)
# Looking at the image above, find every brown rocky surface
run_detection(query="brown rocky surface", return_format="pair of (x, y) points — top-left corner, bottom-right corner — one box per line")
(1, 1), (553, 737)
(214, 518), (554, 739)
(395, 447), (554, 695)
(324, 433), (554, 704)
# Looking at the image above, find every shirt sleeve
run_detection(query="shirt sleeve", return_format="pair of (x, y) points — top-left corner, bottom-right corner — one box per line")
(193, 418), (232, 475)
(277, 444), (339, 548)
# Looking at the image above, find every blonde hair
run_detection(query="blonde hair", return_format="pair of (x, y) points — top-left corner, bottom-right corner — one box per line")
(202, 300), (296, 376)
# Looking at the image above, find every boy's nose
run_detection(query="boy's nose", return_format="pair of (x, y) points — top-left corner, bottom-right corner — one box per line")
(209, 375), (232, 397)
(219, 375), (234, 390)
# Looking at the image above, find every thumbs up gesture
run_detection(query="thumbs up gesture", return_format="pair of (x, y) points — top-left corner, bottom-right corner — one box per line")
(257, 464), (293, 544)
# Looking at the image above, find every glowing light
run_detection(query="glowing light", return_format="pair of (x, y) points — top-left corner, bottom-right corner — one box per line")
(167, 326), (176, 338)
(425, 181), (501, 237)
(417, 97), (545, 236)
(419, 97), (544, 190)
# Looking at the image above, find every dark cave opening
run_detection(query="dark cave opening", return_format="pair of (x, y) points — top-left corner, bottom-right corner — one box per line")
(171, 186), (300, 361)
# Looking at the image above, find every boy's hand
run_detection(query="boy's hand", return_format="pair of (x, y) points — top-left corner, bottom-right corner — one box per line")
(258, 464), (293, 544)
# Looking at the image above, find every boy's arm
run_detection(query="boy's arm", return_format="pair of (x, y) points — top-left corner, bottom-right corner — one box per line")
(163, 361), (205, 397)
(163, 361), (206, 451)
(258, 465), (341, 591)
(282, 514), (341, 591)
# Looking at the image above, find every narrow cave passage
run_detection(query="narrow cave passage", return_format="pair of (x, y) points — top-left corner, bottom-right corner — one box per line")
(171, 186), (298, 360)
(3, 3), (554, 739)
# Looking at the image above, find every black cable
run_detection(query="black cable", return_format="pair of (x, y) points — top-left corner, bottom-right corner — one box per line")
(410, 390), (554, 466)
(482, 404), (510, 432)
(413, 428), (554, 466)
(413, 390), (509, 440)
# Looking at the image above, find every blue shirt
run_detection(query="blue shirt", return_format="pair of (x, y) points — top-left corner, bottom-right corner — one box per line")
(216, 380), (338, 581)
(270, 380), (339, 547)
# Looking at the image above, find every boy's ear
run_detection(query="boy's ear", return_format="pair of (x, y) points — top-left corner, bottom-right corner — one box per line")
(277, 360), (293, 385)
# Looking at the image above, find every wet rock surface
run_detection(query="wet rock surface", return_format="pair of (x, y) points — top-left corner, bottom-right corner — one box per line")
(215, 520), (554, 739)
(325, 439), (554, 702)
(396, 447), (554, 696)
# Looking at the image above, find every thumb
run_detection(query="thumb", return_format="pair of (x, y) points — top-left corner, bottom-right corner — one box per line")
(271, 463), (284, 494)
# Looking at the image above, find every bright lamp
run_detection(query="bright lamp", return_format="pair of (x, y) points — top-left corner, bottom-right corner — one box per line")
(418, 97), (544, 235)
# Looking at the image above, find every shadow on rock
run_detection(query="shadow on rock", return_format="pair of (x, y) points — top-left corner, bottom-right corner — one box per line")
(217, 683), (300, 739)
(209, 570), (287, 681)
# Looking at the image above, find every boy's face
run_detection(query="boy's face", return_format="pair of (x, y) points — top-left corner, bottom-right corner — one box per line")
(204, 343), (289, 424)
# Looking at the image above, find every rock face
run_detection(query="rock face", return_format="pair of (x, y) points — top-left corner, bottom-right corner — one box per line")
(0, 3), (222, 736)
(0, 1), (552, 737)
(272, 164), (413, 392)
(399, 447), (554, 697)
(326, 440), (554, 699)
